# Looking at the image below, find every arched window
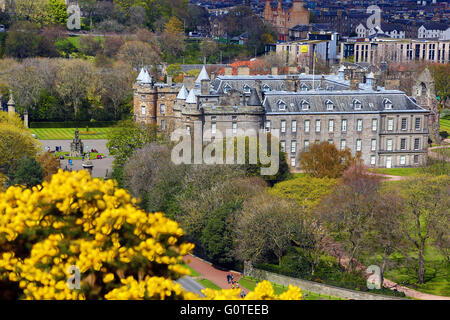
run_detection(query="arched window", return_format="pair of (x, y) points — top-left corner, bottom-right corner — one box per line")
(301, 100), (310, 110)
(325, 99), (334, 111)
(353, 99), (362, 110)
(383, 98), (393, 109)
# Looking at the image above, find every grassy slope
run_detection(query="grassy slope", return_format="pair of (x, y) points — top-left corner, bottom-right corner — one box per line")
(31, 127), (117, 140)
(440, 118), (450, 134)
(384, 246), (450, 297)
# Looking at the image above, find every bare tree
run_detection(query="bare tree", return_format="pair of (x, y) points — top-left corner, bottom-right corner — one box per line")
(117, 40), (161, 70)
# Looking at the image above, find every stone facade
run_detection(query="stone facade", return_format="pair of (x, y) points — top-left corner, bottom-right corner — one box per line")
(133, 66), (429, 169)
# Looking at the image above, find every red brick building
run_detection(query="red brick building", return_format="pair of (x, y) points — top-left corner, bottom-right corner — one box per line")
(263, 0), (309, 41)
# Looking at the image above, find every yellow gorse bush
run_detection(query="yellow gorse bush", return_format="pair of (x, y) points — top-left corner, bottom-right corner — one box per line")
(0, 170), (302, 300)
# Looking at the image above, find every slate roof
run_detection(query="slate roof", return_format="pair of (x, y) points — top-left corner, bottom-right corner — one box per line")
(211, 75), (350, 94)
(262, 91), (427, 114)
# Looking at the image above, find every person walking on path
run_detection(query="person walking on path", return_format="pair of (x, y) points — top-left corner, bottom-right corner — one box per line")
(226, 274), (231, 284)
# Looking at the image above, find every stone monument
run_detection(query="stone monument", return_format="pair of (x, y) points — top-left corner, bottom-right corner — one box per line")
(70, 129), (84, 157)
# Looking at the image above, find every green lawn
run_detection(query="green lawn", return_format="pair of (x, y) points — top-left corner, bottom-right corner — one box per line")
(180, 263), (200, 277)
(238, 276), (344, 300)
(384, 246), (450, 297)
(370, 167), (422, 177)
(197, 279), (222, 290)
(31, 127), (118, 140)
(440, 118), (450, 134)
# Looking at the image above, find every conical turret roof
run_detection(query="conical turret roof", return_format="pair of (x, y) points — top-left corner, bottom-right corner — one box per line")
(136, 68), (147, 82)
(141, 70), (152, 84)
(177, 85), (189, 100)
(186, 89), (197, 104)
(195, 65), (210, 85)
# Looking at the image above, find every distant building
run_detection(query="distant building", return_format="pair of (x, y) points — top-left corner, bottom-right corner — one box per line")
(417, 22), (449, 39)
(355, 23), (406, 39)
(341, 38), (450, 64)
(276, 32), (339, 66)
(263, 0), (309, 41)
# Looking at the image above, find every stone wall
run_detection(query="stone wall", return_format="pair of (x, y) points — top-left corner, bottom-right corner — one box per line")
(244, 264), (406, 300)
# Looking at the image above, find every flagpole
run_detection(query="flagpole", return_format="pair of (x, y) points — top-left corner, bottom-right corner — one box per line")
(312, 45), (316, 90)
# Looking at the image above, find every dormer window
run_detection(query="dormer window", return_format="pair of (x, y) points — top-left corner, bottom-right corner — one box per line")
(383, 98), (393, 110)
(300, 83), (309, 91)
(325, 99), (334, 111)
(280, 83), (285, 91)
(301, 100), (310, 110)
(224, 83), (232, 93)
(262, 84), (271, 92)
(353, 99), (362, 110)
(278, 100), (286, 111)
(243, 84), (251, 94)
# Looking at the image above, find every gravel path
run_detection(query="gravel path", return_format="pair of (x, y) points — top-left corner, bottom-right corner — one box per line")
(39, 139), (113, 178)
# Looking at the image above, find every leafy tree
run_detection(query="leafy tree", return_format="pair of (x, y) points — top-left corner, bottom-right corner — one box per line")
(8, 155), (43, 188)
(46, 0), (68, 25)
(299, 141), (359, 178)
(107, 120), (163, 186)
(270, 175), (337, 211)
(318, 163), (383, 271)
(164, 16), (184, 34)
(395, 174), (450, 284)
(13, 0), (48, 25)
(36, 152), (60, 182)
(117, 40), (161, 70)
(0, 111), (39, 175)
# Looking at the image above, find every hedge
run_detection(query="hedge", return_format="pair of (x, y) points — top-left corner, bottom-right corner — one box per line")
(30, 121), (118, 128)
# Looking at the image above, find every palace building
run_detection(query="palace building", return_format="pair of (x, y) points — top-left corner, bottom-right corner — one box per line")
(133, 65), (430, 169)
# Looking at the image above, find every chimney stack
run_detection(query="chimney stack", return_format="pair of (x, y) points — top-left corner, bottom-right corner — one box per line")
(271, 66), (278, 75)
(167, 75), (172, 87)
(237, 66), (250, 76)
(201, 79), (210, 95)
(320, 75), (326, 89)
(224, 66), (233, 76)
(288, 66), (297, 74)
(183, 75), (195, 90)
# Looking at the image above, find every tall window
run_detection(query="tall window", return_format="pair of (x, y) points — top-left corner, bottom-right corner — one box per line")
(232, 122), (237, 135)
(341, 119), (347, 132)
(186, 126), (191, 135)
(315, 119), (321, 133)
(292, 120), (297, 133)
(161, 119), (165, 130)
(357, 119), (363, 132)
(370, 155), (376, 165)
(141, 105), (146, 115)
(372, 119), (377, 131)
(356, 139), (362, 151)
(160, 104), (166, 114)
(414, 138), (420, 150)
(400, 155), (406, 165)
(280, 141), (286, 152)
(387, 139), (393, 151)
(211, 122), (216, 134)
(387, 118), (394, 131)
(281, 120), (286, 133)
(304, 120), (310, 133)
(328, 119), (334, 132)
(340, 139), (346, 150)
(415, 118), (421, 130)
(371, 139), (376, 151)
(291, 140), (296, 153)
(401, 118), (407, 130)
(304, 140), (310, 151)
(291, 157), (296, 167)
(400, 138), (406, 150)
(414, 155), (419, 164)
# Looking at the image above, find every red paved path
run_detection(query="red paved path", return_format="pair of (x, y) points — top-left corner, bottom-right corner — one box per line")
(183, 254), (249, 295)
